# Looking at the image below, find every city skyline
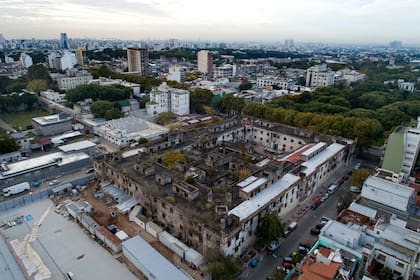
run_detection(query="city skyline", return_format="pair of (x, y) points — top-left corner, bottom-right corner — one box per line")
(1, 0), (420, 45)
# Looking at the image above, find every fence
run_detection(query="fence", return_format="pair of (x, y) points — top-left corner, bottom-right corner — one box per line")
(0, 175), (95, 213)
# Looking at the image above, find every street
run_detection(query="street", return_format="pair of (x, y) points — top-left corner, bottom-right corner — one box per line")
(242, 164), (354, 280)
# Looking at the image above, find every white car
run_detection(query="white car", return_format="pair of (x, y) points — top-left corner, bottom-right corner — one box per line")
(49, 179), (60, 186)
(320, 193), (329, 202)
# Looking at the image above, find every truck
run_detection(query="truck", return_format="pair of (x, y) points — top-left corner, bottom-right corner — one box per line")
(2, 182), (31, 197)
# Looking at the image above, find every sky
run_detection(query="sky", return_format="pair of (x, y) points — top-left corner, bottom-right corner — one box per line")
(1, 0), (419, 44)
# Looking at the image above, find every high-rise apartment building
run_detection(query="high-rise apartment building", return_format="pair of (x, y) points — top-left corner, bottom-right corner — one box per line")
(75, 47), (86, 66)
(127, 48), (150, 76)
(306, 64), (335, 88)
(197, 50), (213, 74)
(60, 33), (69, 49)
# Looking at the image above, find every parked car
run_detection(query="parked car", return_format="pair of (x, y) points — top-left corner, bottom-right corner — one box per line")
(315, 223), (326, 230)
(49, 179), (59, 186)
(298, 245), (309, 255)
(310, 228), (321, 235)
(350, 186), (362, 193)
(282, 257), (293, 268)
(268, 240), (281, 251)
(320, 193), (329, 202)
(311, 198), (322, 210)
(343, 175), (349, 181)
(338, 178), (344, 185)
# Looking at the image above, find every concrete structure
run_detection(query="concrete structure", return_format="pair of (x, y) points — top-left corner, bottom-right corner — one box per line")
(256, 77), (294, 89)
(57, 72), (93, 90)
(94, 116), (169, 147)
(197, 50), (212, 74)
(382, 126), (420, 182)
(122, 236), (191, 280)
(399, 81), (415, 93)
(32, 113), (72, 136)
(306, 64), (335, 88)
(167, 65), (186, 83)
(361, 175), (415, 214)
(335, 68), (366, 84)
(94, 118), (355, 258)
(19, 53), (33, 69)
(75, 47), (85, 66)
(146, 82), (190, 116)
(213, 64), (235, 80)
(40, 90), (66, 103)
(48, 51), (77, 71)
(88, 77), (140, 95)
(126, 48), (149, 76)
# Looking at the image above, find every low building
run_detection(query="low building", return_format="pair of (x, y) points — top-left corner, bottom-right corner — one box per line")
(88, 77), (141, 95)
(40, 90), (66, 103)
(122, 236), (191, 280)
(361, 175), (415, 215)
(213, 64), (235, 80)
(256, 77), (294, 89)
(32, 113), (72, 136)
(94, 116), (169, 147)
(57, 72), (93, 90)
(167, 65), (186, 83)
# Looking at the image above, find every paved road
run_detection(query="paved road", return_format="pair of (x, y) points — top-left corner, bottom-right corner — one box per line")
(242, 165), (353, 280)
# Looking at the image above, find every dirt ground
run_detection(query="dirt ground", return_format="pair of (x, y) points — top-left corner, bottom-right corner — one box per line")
(79, 181), (204, 280)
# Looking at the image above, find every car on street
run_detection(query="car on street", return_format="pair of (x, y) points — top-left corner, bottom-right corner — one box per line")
(344, 175), (349, 181)
(350, 186), (362, 193)
(311, 198), (322, 210)
(320, 193), (329, 202)
(49, 179), (59, 186)
(268, 240), (281, 251)
(282, 257), (293, 269)
(310, 228), (321, 235)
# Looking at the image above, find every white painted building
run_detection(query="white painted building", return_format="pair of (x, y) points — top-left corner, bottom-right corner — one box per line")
(94, 116), (169, 147)
(167, 65), (186, 83)
(256, 77), (294, 89)
(57, 73), (93, 90)
(88, 77), (141, 95)
(40, 90), (66, 103)
(335, 68), (366, 84)
(213, 64), (235, 80)
(306, 64), (335, 88)
(19, 53), (33, 69)
(146, 82), (190, 116)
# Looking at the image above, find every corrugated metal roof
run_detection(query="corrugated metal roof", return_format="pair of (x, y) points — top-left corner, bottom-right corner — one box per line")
(122, 236), (190, 280)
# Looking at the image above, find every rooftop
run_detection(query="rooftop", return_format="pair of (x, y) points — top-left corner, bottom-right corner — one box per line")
(382, 129), (405, 173)
(58, 140), (96, 153)
(361, 176), (414, 212)
(32, 113), (71, 126)
(122, 236), (191, 280)
(348, 202), (377, 220)
(279, 143), (314, 163)
(301, 143), (345, 176)
(229, 173), (300, 221)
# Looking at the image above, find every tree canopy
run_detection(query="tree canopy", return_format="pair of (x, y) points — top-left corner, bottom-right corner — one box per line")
(155, 112), (177, 125)
(238, 82), (253, 91)
(161, 150), (186, 168)
(206, 253), (241, 280)
(190, 87), (213, 114)
(0, 131), (20, 154)
(26, 64), (49, 81)
(256, 213), (283, 246)
(350, 169), (370, 187)
(90, 100), (122, 120)
(65, 84), (132, 103)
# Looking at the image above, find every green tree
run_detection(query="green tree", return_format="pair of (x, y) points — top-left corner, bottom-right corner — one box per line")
(104, 107), (122, 120)
(0, 131), (20, 154)
(351, 169), (370, 187)
(256, 213), (283, 246)
(220, 94), (245, 116)
(379, 267), (393, 280)
(190, 87), (213, 114)
(155, 112), (177, 125)
(161, 150), (186, 168)
(238, 82), (252, 91)
(291, 252), (304, 265)
(207, 254), (241, 280)
(26, 64), (49, 81)
(27, 79), (48, 93)
(91, 100), (113, 118)
(138, 138), (148, 144)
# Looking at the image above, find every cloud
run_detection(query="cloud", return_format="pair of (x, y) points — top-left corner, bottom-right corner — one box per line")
(0, 0), (419, 44)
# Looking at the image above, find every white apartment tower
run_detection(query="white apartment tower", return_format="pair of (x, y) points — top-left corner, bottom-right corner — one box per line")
(146, 83), (190, 116)
(19, 53), (33, 69)
(127, 48), (150, 76)
(197, 50), (213, 74)
(306, 64), (335, 88)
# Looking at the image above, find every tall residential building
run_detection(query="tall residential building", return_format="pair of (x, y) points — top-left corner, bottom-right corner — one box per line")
(306, 64), (335, 88)
(167, 65), (186, 83)
(127, 48), (150, 76)
(60, 33), (69, 49)
(75, 47), (86, 66)
(284, 39), (294, 49)
(197, 50), (213, 74)
(19, 53), (33, 69)
(146, 82), (190, 116)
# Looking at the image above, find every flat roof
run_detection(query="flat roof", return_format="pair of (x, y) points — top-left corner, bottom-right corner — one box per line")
(0, 234), (26, 280)
(242, 177), (268, 194)
(237, 176), (258, 188)
(122, 236), (190, 280)
(0, 152), (89, 178)
(301, 142), (327, 157)
(50, 131), (82, 144)
(301, 143), (345, 176)
(229, 173), (300, 221)
(361, 176), (414, 212)
(348, 202), (377, 219)
(32, 114), (71, 126)
(58, 140), (96, 152)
